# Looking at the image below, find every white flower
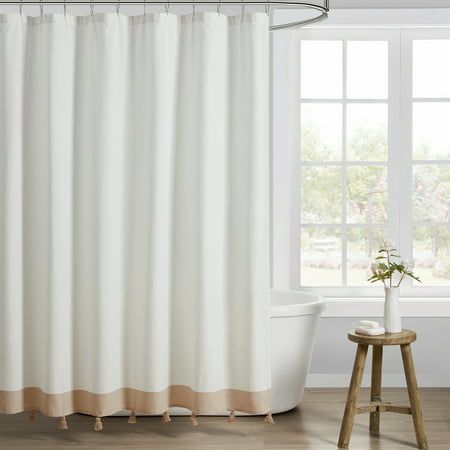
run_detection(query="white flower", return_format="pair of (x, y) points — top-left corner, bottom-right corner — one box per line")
(380, 238), (395, 249)
(370, 262), (379, 274)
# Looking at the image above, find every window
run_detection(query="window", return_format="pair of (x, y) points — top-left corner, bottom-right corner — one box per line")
(287, 28), (450, 297)
(407, 30), (450, 291)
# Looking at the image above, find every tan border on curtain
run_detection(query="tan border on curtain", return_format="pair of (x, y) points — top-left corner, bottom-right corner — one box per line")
(0, 385), (271, 417)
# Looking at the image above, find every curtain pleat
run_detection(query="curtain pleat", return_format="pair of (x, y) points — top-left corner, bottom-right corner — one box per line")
(0, 12), (270, 417)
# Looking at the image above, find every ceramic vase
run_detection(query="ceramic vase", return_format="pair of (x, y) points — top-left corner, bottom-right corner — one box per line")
(384, 286), (402, 333)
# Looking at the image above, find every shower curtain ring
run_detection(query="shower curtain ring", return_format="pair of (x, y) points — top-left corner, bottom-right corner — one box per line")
(165, 0), (169, 15)
(192, 1), (195, 16)
(143, 0), (147, 16)
(19, 0), (23, 16)
(241, 0), (245, 16)
(116, 0), (120, 15)
(216, 0), (221, 15)
(265, 2), (270, 15)
(63, 0), (67, 16)
(39, 0), (44, 20)
(90, 0), (94, 16)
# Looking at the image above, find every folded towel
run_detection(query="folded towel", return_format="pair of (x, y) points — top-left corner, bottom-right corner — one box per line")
(355, 326), (385, 336)
(357, 320), (380, 329)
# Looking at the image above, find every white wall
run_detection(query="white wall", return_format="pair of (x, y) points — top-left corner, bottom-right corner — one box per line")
(331, 0), (450, 8)
(308, 317), (450, 387)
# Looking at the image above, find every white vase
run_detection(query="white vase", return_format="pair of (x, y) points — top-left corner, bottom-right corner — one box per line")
(384, 287), (402, 333)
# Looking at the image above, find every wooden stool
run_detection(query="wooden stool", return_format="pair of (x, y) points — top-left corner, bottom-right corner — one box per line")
(337, 329), (428, 449)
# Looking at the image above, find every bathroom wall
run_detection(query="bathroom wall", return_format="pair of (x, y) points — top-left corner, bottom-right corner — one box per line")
(308, 317), (450, 387)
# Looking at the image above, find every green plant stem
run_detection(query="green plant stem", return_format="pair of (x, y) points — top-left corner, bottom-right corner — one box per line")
(396, 266), (408, 287)
(386, 249), (391, 287)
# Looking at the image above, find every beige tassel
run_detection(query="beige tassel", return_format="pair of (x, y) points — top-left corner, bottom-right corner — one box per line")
(58, 416), (68, 430)
(29, 410), (36, 422)
(94, 417), (103, 431)
(264, 412), (274, 424)
(161, 411), (171, 423)
(190, 413), (198, 426)
(128, 411), (137, 424)
(228, 410), (237, 423)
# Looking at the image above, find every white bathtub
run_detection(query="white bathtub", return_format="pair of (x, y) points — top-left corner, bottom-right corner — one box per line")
(270, 290), (325, 414)
(122, 290), (324, 417)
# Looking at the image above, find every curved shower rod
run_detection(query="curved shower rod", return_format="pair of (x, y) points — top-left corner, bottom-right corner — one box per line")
(2, 0), (329, 31)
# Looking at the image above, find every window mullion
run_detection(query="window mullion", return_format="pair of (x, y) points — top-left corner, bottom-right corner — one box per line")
(387, 31), (402, 260)
(398, 30), (414, 291)
(342, 39), (348, 287)
(290, 34), (302, 290)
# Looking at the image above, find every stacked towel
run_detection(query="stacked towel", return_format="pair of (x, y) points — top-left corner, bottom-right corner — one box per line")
(355, 320), (385, 336)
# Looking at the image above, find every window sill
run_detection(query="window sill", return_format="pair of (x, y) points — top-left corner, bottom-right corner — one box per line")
(323, 297), (450, 317)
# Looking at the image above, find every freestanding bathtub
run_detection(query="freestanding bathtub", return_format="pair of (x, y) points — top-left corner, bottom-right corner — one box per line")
(122, 290), (325, 417)
(270, 290), (325, 414)
(171, 290), (325, 415)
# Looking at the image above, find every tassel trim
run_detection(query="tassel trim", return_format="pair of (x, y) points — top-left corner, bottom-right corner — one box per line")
(162, 410), (171, 423)
(190, 413), (198, 426)
(264, 412), (274, 424)
(58, 416), (68, 430)
(128, 411), (137, 424)
(94, 417), (103, 431)
(228, 410), (237, 423)
(29, 410), (36, 422)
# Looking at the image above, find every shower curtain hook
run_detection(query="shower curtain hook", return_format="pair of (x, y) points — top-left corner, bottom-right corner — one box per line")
(40, 0), (44, 21)
(143, 0), (146, 16)
(192, 0), (195, 17)
(216, 0), (221, 15)
(90, 0), (94, 16)
(19, 0), (23, 16)
(63, 0), (67, 16)
(116, 0), (120, 16)
(165, 0), (169, 15)
(265, 2), (270, 15)
(241, 0), (245, 16)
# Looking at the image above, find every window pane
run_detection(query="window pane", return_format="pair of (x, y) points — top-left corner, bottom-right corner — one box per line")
(347, 227), (387, 286)
(301, 227), (341, 286)
(413, 226), (450, 286)
(301, 104), (342, 161)
(347, 166), (388, 224)
(301, 166), (341, 223)
(413, 40), (450, 98)
(347, 41), (388, 99)
(413, 165), (450, 223)
(347, 104), (388, 161)
(413, 103), (450, 160)
(301, 41), (343, 99)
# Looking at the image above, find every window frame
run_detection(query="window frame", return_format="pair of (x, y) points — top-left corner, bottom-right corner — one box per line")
(400, 27), (450, 298)
(283, 27), (450, 298)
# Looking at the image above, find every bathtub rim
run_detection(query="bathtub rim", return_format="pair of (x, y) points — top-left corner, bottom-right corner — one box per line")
(270, 289), (325, 318)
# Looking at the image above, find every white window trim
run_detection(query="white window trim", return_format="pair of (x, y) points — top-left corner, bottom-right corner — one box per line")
(270, 13), (450, 315)
(323, 297), (450, 317)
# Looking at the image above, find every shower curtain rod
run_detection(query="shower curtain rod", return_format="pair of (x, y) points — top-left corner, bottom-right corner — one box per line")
(2, 0), (329, 31)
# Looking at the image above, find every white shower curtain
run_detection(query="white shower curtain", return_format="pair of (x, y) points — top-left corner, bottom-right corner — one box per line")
(0, 12), (270, 419)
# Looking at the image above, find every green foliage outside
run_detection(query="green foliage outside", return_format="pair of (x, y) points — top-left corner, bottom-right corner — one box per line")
(300, 122), (450, 282)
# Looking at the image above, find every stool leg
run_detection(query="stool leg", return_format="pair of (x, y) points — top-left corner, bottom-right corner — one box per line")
(338, 343), (368, 449)
(400, 344), (428, 450)
(370, 345), (383, 435)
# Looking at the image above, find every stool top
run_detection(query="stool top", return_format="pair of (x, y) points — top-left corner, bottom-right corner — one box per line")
(348, 329), (416, 346)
